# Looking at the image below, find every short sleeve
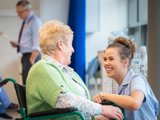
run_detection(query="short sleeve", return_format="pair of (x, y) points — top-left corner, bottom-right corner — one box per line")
(31, 17), (42, 51)
(131, 76), (147, 102)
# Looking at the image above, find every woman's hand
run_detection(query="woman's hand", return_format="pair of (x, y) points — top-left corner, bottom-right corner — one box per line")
(94, 92), (106, 103)
(102, 105), (123, 120)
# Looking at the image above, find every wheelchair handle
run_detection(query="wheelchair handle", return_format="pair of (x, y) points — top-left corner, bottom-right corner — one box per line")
(0, 78), (17, 87)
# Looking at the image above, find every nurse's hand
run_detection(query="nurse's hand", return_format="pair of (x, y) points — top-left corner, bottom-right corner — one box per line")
(94, 92), (105, 103)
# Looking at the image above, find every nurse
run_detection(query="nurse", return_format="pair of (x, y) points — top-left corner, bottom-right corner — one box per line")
(94, 37), (159, 120)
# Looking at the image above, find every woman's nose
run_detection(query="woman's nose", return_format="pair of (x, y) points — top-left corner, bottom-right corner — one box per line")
(103, 60), (110, 67)
(72, 46), (74, 53)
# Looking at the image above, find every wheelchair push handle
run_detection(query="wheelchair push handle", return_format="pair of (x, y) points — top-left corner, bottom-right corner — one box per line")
(0, 78), (17, 87)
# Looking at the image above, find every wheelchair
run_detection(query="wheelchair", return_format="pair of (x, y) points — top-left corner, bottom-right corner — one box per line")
(0, 78), (126, 120)
(0, 78), (85, 120)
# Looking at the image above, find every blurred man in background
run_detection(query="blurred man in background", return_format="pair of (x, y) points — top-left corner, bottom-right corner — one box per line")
(10, 0), (42, 85)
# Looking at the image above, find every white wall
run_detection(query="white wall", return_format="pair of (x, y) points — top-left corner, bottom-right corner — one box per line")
(86, 0), (128, 65)
(0, 0), (127, 103)
(40, 0), (69, 23)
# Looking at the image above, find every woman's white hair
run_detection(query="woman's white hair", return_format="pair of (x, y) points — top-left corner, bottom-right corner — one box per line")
(39, 20), (73, 54)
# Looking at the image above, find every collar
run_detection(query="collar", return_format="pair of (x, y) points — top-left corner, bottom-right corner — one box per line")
(118, 69), (135, 94)
(24, 12), (33, 24)
(42, 54), (74, 76)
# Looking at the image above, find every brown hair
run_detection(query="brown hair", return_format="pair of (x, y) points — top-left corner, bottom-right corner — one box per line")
(107, 37), (136, 62)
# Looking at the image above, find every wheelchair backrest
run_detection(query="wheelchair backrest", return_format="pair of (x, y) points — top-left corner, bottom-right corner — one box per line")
(14, 84), (28, 116)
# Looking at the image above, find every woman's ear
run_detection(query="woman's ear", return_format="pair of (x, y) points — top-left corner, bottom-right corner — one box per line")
(57, 40), (63, 50)
(123, 58), (130, 66)
(121, 58), (128, 66)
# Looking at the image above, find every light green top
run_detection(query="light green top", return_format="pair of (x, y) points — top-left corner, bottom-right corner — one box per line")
(26, 58), (90, 119)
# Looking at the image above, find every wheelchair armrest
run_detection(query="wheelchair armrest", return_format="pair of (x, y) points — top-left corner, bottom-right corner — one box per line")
(0, 78), (17, 87)
(0, 79), (9, 87)
(29, 107), (78, 117)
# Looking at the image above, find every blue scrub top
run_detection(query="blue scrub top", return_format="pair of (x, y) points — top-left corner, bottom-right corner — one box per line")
(117, 69), (159, 120)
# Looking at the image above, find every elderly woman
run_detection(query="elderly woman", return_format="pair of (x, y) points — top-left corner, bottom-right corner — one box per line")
(26, 20), (123, 120)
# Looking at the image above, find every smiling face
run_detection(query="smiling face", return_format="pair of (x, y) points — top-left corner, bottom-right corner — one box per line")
(103, 47), (129, 84)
